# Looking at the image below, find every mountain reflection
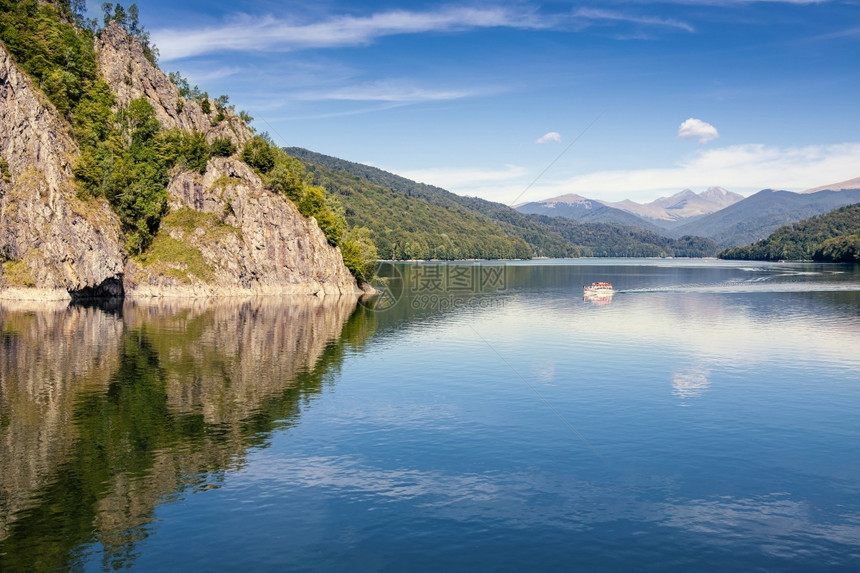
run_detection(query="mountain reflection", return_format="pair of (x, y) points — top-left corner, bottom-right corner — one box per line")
(0, 297), (375, 571)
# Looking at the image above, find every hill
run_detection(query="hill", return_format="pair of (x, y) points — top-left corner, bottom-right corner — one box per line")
(293, 158), (535, 260)
(670, 188), (860, 247)
(286, 147), (577, 258)
(287, 147), (719, 258)
(801, 177), (860, 194)
(527, 215), (719, 257)
(719, 204), (860, 262)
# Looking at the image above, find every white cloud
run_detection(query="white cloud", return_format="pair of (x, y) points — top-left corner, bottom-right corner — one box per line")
(413, 142), (860, 203)
(151, 5), (699, 62)
(295, 80), (488, 103)
(183, 66), (243, 83)
(536, 132), (562, 144)
(678, 118), (720, 143)
(396, 165), (529, 190)
(573, 8), (695, 33)
(153, 6), (550, 61)
(535, 142), (860, 201)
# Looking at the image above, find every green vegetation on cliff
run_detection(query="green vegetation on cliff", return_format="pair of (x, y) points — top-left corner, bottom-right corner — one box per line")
(719, 204), (860, 263)
(1, 1), (376, 280)
(0, 0), (96, 117)
(1, 1), (178, 253)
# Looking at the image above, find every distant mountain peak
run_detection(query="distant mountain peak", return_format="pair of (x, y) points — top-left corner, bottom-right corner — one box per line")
(801, 177), (860, 194)
(541, 193), (592, 204)
(598, 186), (744, 224)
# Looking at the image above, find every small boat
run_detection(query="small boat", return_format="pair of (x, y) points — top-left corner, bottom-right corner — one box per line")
(583, 282), (614, 296)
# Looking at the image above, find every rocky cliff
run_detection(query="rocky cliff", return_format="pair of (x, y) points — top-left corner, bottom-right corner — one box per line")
(0, 44), (125, 300)
(0, 23), (363, 300)
(95, 23), (252, 146)
(126, 157), (360, 297)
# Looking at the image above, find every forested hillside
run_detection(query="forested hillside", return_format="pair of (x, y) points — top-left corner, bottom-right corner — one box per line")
(671, 188), (860, 246)
(287, 147), (718, 259)
(719, 204), (860, 262)
(530, 216), (719, 257)
(299, 160), (535, 259)
(288, 147), (573, 258)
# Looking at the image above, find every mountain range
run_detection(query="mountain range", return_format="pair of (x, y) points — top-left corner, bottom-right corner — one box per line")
(516, 187), (744, 229)
(516, 180), (860, 248)
(602, 187), (745, 226)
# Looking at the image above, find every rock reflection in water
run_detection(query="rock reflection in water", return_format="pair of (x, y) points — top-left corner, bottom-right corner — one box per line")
(0, 296), (374, 571)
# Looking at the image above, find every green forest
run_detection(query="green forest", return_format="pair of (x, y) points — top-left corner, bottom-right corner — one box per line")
(719, 204), (860, 262)
(287, 148), (719, 260)
(298, 159), (534, 260)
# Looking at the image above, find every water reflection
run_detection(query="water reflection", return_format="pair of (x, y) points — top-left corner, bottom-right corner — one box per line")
(2, 261), (859, 571)
(672, 368), (711, 402)
(0, 297), (374, 571)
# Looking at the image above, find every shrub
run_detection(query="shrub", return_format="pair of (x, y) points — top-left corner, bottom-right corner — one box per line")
(340, 227), (378, 283)
(241, 136), (276, 173)
(266, 155), (306, 202)
(209, 137), (236, 157)
(157, 129), (209, 173)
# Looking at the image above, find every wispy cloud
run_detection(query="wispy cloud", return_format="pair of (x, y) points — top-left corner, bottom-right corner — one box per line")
(151, 4), (700, 62)
(536, 132), (562, 144)
(153, 6), (550, 61)
(573, 8), (695, 33)
(627, 0), (830, 4)
(396, 165), (529, 190)
(295, 80), (492, 103)
(678, 118), (720, 143)
(182, 66), (243, 83)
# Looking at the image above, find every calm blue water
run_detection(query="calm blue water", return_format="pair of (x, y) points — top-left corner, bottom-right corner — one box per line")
(1, 260), (859, 571)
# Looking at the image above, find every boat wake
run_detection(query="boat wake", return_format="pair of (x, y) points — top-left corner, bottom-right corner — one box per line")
(619, 281), (860, 295)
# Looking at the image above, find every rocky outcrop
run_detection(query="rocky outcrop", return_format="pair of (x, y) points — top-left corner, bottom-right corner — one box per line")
(125, 157), (363, 297)
(96, 22), (253, 146)
(0, 44), (125, 300)
(0, 22), (365, 300)
(94, 24), (362, 297)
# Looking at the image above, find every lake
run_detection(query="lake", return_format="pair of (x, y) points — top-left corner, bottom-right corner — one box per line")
(1, 259), (859, 571)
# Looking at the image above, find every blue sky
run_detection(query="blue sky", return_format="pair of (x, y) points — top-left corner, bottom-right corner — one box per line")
(90, 1), (860, 203)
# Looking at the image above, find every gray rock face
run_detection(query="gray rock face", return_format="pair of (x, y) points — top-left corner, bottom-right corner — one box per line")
(93, 24), (361, 297)
(125, 158), (362, 297)
(0, 45), (125, 300)
(1, 23), (363, 300)
(96, 22), (253, 146)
